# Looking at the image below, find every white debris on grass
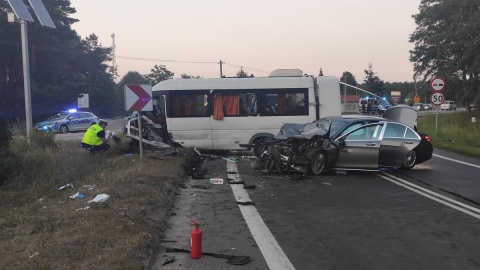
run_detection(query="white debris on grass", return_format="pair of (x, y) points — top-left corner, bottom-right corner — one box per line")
(88, 194), (110, 203)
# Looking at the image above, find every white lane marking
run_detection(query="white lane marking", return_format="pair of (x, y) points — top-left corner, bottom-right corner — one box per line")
(227, 162), (296, 270)
(433, 153), (480, 169)
(381, 172), (480, 214)
(378, 173), (480, 220)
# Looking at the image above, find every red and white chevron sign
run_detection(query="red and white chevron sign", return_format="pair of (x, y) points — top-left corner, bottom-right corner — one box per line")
(125, 84), (153, 111)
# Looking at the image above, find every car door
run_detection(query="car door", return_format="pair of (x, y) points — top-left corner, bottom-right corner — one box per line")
(378, 122), (421, 168)
(66, 113), (81, 131)
(333, 122), (384, 170)
(78, 113), (95, 130)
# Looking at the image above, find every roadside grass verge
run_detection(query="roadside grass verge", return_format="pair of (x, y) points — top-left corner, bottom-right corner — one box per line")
(0, 133), (186, 269)
(417, 110), (480, 159)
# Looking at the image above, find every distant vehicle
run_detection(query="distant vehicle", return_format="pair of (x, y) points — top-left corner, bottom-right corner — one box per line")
(35, 109), (99, 134)
(413, 103), (425, 111)
(423, 104), (433, 110)
(358, 97), (391, 114)
(256, 106), (433, 175)
(126, 69), (343, 156)
(440, 100), (457, 111)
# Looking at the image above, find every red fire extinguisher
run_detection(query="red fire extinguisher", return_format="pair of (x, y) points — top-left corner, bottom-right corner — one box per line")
(189, 218), (202, 259)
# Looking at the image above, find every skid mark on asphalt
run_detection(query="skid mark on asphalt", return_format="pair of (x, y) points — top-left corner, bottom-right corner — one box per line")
(227, 161), (296, 270)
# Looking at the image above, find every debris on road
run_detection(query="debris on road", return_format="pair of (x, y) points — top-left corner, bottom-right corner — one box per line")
(210, 178), (224, 184)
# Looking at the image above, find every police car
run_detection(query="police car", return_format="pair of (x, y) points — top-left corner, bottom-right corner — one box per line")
(35, 109), (100, 134)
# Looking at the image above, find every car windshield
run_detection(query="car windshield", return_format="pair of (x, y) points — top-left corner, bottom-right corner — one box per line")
(48, 113), (68, 121)
(328, 120), (349, 136)
(299, 119), (331, 136)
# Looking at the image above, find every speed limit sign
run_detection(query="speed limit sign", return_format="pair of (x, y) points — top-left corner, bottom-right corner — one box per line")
(430, 92), (445, 105)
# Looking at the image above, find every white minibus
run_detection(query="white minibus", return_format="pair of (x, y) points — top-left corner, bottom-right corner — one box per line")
(130, 69), (342, 156)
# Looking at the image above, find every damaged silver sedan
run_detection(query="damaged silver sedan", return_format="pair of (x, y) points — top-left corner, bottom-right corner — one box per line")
(256, 106), (433, 175)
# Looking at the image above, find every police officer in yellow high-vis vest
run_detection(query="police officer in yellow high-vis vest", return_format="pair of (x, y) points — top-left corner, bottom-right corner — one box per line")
(81, 120), (112, 153)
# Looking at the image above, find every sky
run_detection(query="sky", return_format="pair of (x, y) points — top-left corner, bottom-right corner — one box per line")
(69, 0), (421, 83)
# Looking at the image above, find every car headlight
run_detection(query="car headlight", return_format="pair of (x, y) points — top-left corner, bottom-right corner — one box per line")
(378, 105), (385, 110)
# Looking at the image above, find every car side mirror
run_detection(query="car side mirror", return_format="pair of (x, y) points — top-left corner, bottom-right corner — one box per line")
(339, 139), (346, 152)
(335, 137), (346, 152)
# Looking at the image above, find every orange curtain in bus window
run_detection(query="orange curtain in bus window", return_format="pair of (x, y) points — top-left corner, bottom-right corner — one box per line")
(225, 95), (240, 115)
(184, 96), (197, 116)
(213, 95), (225, 120)
(277, 94), (287, 114)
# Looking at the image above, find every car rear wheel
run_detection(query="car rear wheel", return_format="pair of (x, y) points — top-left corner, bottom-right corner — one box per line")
(400, 150), (417, 170)
(309, 151), (327, 175)
(59, 124), (69, 134)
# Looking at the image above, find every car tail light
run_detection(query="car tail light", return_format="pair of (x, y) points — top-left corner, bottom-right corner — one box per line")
(423, 134), (432, 142)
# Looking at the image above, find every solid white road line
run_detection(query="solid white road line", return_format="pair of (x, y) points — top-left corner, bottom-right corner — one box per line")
(227, 161), (296, 270)
(378, 173), (480, 220)
(382, 172), (480, 214)
(433, 153), (480, 169)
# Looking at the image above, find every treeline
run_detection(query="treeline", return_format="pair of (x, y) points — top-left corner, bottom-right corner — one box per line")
(0, 0), (121, 121)
(2, 0), (479, 124)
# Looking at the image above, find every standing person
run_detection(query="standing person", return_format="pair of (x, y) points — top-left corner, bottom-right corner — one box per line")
(361, 102), (366, 114)
(81, 120), (112, 153)
(239, 98), (252, 115)
(367, 102), (371, 114)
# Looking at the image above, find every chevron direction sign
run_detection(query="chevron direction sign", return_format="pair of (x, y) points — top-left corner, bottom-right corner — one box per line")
(125, 84), (153, 111)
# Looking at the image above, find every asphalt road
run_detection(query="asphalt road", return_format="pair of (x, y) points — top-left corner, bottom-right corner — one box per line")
(155, 149), (480, 270)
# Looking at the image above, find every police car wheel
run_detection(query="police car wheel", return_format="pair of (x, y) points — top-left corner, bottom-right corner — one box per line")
(59, 125), (69, 134)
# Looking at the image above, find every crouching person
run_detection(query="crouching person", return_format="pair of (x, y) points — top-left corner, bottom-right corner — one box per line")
(81, 120), (112, 153)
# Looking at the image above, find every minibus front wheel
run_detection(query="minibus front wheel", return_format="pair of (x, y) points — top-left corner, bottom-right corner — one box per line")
(253, 138), (268, 157)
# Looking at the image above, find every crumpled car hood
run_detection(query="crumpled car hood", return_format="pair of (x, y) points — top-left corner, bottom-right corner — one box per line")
(275, 120), (330, 140)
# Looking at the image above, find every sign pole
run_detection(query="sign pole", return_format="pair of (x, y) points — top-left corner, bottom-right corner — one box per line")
(137, 111), (143, 161)
(7, 0), (56, 142)
(21, 19), (32, 143)
(430, 77), (446, 136)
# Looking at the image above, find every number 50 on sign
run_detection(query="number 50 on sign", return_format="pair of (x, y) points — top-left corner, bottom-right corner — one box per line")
(430, 92), (445, 105)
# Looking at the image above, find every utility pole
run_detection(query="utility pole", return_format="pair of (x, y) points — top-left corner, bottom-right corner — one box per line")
(344, 75), (347, 113)
(111, 33), (116, 71)
(219, 60), (223, 78)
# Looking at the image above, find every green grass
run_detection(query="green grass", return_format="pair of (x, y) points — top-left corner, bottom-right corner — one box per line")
(416, 110), (480, 159)
(0, 133), (187, 269)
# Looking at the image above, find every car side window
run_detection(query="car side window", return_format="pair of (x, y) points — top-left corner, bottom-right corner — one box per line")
(345, 125), (375, 141)
(79, 112), (92, 118)
(368, 125), (382, 139)
(339, 123), (363, 137)
(383, 123), (406, 138)
(405, 127), (419, 139)
(68, 113), (79, 119)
